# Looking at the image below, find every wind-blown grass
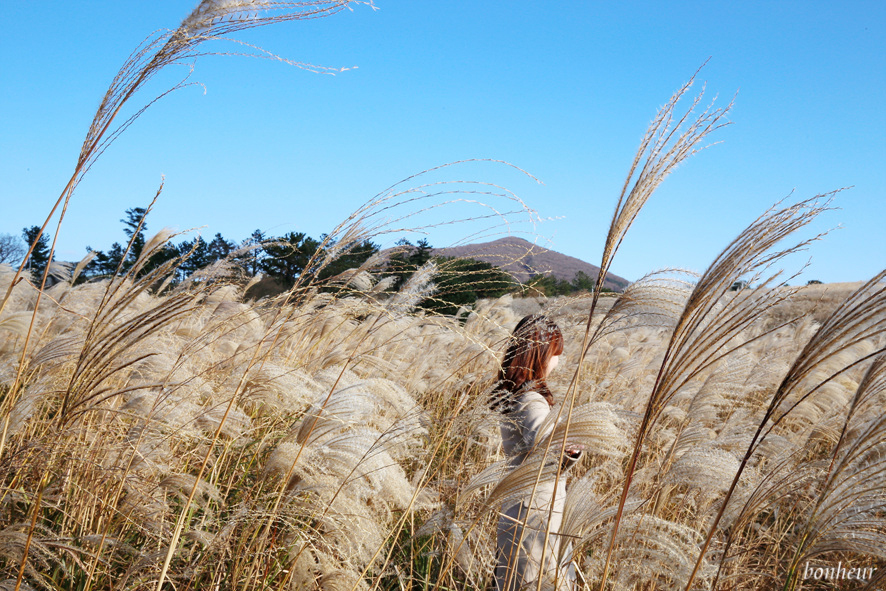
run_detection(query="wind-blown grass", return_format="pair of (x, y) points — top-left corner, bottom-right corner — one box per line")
(2, 227), (884, 590)
(3, 4), (884, 590)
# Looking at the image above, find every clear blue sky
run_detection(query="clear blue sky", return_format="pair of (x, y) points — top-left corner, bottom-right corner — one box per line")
(2, 1), (884, 283)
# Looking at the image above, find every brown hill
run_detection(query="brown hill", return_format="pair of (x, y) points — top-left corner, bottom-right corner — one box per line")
(434, 237), (629, 291)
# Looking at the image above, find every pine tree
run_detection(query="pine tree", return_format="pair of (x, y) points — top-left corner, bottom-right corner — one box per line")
(238, 229), (266, 276)
(318, 239), (379, 280)
(571, 270), (596, 292)
(178, 237), (212, 277)
(106, 243), (125, 274)
(423, 256), (516, 315)
(121, 207), (148, 270)
(261, 232), (320, 285)
(207, 232), (235, 263)
(388, 238), (433, 290)
(21, 226), (52, 282)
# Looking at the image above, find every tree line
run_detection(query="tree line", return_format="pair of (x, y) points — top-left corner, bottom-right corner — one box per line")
(0, 207), (609, 314)
(525, 270), (614, 297)
(3, 208), (532, 312)
(2, 208), (616, 313)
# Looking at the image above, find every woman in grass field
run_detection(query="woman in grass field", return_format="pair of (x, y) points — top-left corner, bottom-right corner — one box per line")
(493, 314), (584, 591)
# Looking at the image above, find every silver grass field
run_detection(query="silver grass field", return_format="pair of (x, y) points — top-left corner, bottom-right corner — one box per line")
(1, 2), (884, 590)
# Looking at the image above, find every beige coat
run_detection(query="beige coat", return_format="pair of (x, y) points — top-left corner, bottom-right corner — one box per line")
(495, 391), (580, 591)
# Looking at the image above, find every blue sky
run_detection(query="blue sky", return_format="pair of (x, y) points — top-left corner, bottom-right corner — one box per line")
(2, 1), (884, 283)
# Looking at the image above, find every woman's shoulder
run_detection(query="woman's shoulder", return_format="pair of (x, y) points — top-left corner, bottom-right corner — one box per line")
(513, 381), (548, 403)
(495, 381), (552, 415)
(517, 389), (547, 403)
(514, 389), (550, 414)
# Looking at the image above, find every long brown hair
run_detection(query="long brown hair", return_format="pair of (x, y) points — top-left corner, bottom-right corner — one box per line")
(491, 314), (564, 411)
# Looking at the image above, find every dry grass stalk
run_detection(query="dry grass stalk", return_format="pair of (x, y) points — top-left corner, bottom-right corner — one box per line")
(684, 269), (886, 590)
(424, 67), (736, 591)
(5, 6), (884, 590)
(2, 230), (884, 590)
(597, 193), (836, 590)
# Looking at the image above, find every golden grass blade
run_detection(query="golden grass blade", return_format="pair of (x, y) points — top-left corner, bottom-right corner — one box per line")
(684, 269), (886, 590)
(778, 352), (886, 590)
(599, 193), (834, 590)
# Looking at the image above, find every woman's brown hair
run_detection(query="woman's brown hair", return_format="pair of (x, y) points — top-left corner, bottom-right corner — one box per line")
(491, 314), (564, 411)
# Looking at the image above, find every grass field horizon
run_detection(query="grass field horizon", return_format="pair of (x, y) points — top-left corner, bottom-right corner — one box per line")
(1, 3), (883, 590)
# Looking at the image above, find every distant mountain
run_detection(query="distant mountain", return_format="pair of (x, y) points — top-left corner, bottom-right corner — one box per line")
(434, 237), (629, 291)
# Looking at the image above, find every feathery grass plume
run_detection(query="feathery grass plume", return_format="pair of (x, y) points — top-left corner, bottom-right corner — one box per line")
(0, 0), (368, 313)
(580, 64), (733, 330)
(56, 276), (198, 424)
(2, 188), (146, 466)
(386, 260), (438, 316)
(234, 363), (325, 416)
(70, 252), (98, 286)
(46, 261), (74, 286)
(648, 354), (759, 504)
(444, 516), (495, 587)
(597, 515), (715, 591)
(683, 352), (758, 427)
(558, 473), (610, 546)
(298, 165), (543, 292)
(542, 402), (629, 461)
(767, 272), (886, 427)
(265, 379), (427, 582)
(597, 193), (834, 589)
(0, 267), (37, 319)
(18, 220), (182, 399)
(488, 67), (731, 591)
(461, 452), (565, 515)
(0, 524), (60, 589)
(706, 449), (820, 588)
(0, 313), (31, 340)
(663, 445), (740, 496)
(159, 473), (223, 508)
(589, 269), (697, 346)
(326, 269), (375, 293)
(778, 352), (886, 590)
(683, 269), (886, 590)
(1, 225), (188, 440)
(0, 9), (368, 579)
